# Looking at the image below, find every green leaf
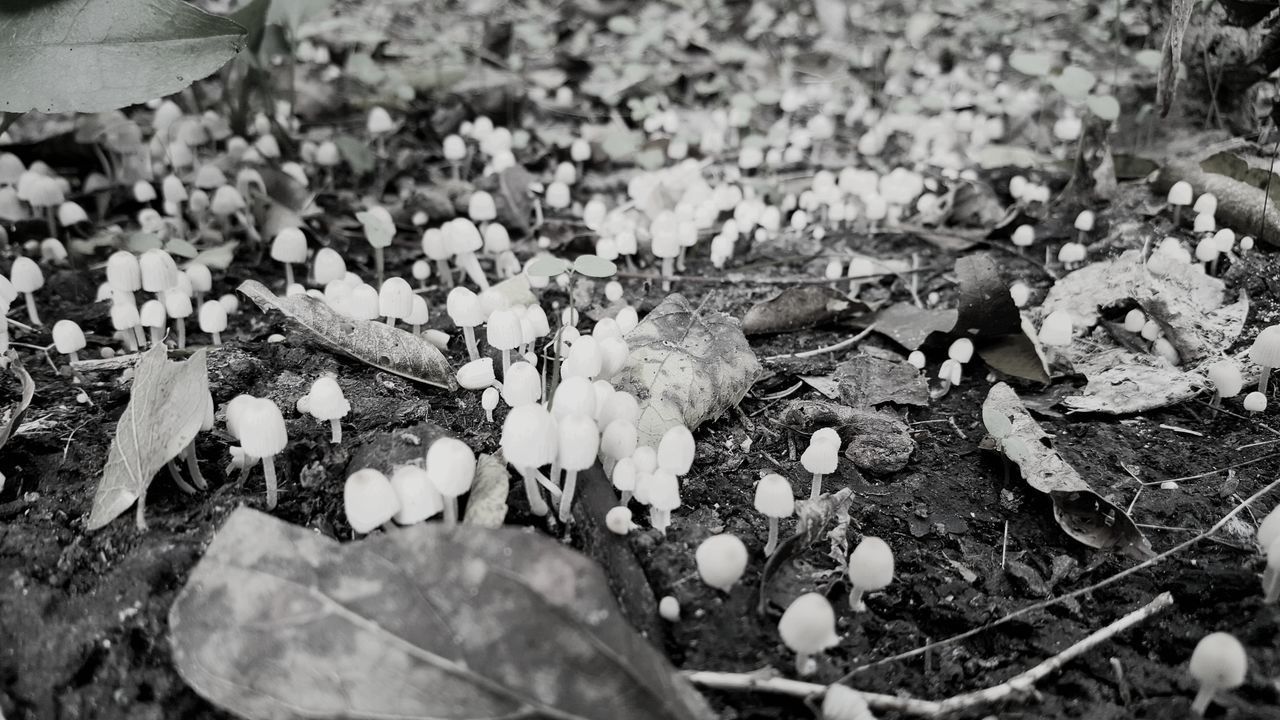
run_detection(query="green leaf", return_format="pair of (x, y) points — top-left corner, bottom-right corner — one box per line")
(267, 0), (331, 33)
(170, 508), (710, 720)
(1008, 51), (1051, 77)
(87, 344), (209, 530)
(572, 255), (617, 278)
(0, 0), (246, 114)
(333, 134), (376, 176)
(1050, 65), (1096, 101)
(525, 256), (572, 278)
(1086, 94), (1121, 121)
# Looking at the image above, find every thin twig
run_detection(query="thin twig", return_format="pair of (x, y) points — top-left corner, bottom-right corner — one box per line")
(684, 592), (1172, 717)
(763, 325), (877, 361)
(614, 268), (936, 286)
(836, 476), (1280, 681)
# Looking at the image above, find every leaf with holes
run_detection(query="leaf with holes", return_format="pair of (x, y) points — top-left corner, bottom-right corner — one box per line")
(87, 344), (209, 530)
(983, 383), (1153, 559)
(611, 294), (761, 446)
(0, 0), (246, 114)
(238, 279), (455, 389)
(170, 507), (711, 720)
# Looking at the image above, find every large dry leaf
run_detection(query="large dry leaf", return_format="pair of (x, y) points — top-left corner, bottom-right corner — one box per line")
(741, 286), (866, 336)
(0, 351), (35, 453)
(169, 507), (708, 720)
(87, 344), (209, 530)
(870, 302), (957, 351)
(463, 452), (510, 528)
(612, 294), (761, 446)
(833, 355), (928, 407)
(1061, 346), (1198, 414)
(239, 279), (455, 389)
(983, 384), (1153, 559)
(955, 254), (1050, 383)
(0, 0), (246, 114)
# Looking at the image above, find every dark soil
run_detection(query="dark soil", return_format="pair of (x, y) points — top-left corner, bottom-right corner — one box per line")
(4, 191), (1280, 720)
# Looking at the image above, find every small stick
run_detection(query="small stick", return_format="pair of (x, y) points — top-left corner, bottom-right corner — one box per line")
(684, 591), (1173, 717)
(763, 324), (876, 361)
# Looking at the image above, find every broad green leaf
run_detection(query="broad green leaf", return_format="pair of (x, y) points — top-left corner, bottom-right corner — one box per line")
(1051, 65), (1096, 100)
(1086, 94), (1121, 121)
(170, 507), (710, 720)
(333, 134), (377, 176)
(1135, 49), (1162, 71)
(165, 238), (199, 259)
(611, 294), (761, 447)
(191, 242), (238, 271)
(572, 254), (617, 278)
(87, 344), (209, 530)
(462, 453), (510, 528)
(525, 256), (572, 278)
(1008, 51), (1051, 77)
(238, 279), (455, 389)
(0, 0), (246, 114)
(267, 0), (331, 33)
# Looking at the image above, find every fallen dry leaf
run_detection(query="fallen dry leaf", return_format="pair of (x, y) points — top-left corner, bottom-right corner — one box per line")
(870, 302), (957, 351)
(0, 351), (35, 453)
(741, 286), (866, 336)
(612, 294), (761, 446)
(779, 399), (915, 474)
(87, 344), (209, 530)
(834, 355), (928, 407)
(170, 507), (709, 720)
(983, 383), (1153, 559)
(239, 279), (455, 389)
(463, 452), (510, 528)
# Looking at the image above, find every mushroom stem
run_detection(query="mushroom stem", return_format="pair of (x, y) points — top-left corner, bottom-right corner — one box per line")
(620, 490), (633, 505)
(501, 348), (511, 377)
(849, 586), (867, 612)
(385, 315), (395, 327)
(149, 326), (163, 347)
(1263, 566), (1280, 603)
(135, 488), (148, 530)
(765, 516), (780, 556)
(794, 652), (815, 677)
(443, 496), (458, 527)
(263, 455), (279, 509)
(1173, 206), (1182, 226)
(211, 331), (221, 346)
(1261, 366), (1273, 395)
(810, 472), (824, 501)
(122, 329), (138, 352)
(462, 326), (480, 361)
(435, 259), (454, 288)
(176, 317), (186, 349)
(167, 461), (198, 494)
(661, 257), (674, 292)
(520, 466), (549, 515)
(559, 469), (578, 522)
(374, 247), (385, 286)
(184, 442), (207, 490)
(45, 207), (56, 238)
(23, 292), (40, 326)
(283, 262), (295, 288)
(677, 247), (687, 272)
(330, 418), (342, 444)
(549, 458), (562, 489)
(132, 326), (145, 349)
(1191, 685), (1216, 716)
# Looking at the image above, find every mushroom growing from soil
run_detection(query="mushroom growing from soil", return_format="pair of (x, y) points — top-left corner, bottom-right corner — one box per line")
(657, 423), (695, 476)
(778, 592), (840, 677)
(695, 533), (749, 592)
(270, 227), (308, 287)
(239, 397), (288, 509)
(501, 404), (557, 516)
(802, 430), (840, 500)
(647, 469), (681, 534)
(1167, 181), (1192, 225)
(1207, 359), (1243, 407)
(426, 437), (476, 527)
(389, 465), (444, 525)
(487, 308), (522, 375)
(1188, 632), (1247, 716)
(9, 256), (44, 325)
(447, 286), (485, 361)
(357, 205), (395, 285)
(378, 277), (414, 327)
(198, 300), (227, 345)
(344, 468), (401, 533)
(847, 536), (894, 611)
(306, 376), (350, 443)
(556, 413), (599, 521)
(52, 319), (86, 365)
(163, 289), (193, 349)
(755, 473), (795, 556)
(1249, 325), (1280, 394)
(1244, 391), (1268, 413)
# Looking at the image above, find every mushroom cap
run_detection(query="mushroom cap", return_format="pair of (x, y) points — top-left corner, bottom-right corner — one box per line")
(366, 106), (395, 135)
(600, 419), (638, 461)
(486, 308), (522, 350)
(483, 223), (511, 254)
(52, 320), (85, 354)
(106, 251), (142, 292)
(315, 141), (341, 167)
(481, 386), (500, 412)
(0, 153), (25, 185)
(1189, 632), (1247, 689)
(344, 469), (400, 533)
(647, 469), (681, 511)
(57, 201), (88, 227)
(162, 175), (188, 204)
(198, 300), (228, 333)
(1167, 181), (1193, 206)
(378, 277), (415, 319)
(1207, 360), (1244, 398)
(468, 191), (497, 222)
(695, 533), (749, 591)
(26, 175), (65, 208)
(139, 299), (167, 327)
(778, 593), (840, 654)
(1193, 193), (1218, 216)
(1244, 391), (1268, 413)
(560, 335), (601, 379)
(270, 227), (308, 264)
(412, 259), (432, 281)
(185, 263), (213, 293)
(446, 287), (485, 327)
(754, 473), (795, 518)
(307, 376), (350, 420)
(1257, 505), (1280, 549)
(501, 361), (542, 407)
(389, 465), (444, 525)
(544, 181), (571, 209)
(357, 206), (395, 248)
(657, 424), (695, 475)
(139, 249), (178, 293)
(500, 404), (558, 468)
(163, 289), (193, 319)
(210, 186), (246, 216)
(445, 218), (484, 255)
(347, 284), (380, 321)
(632, 445), (657, 474)
(313, 248), (347, 285)
(238, 398), (288, 458)
(1073, 210), (1095, 232)
(611, 457), (637, 492)
(801, 438), (839, 474)
(1250, 325), (1280, 367)
(822, 685), (873, 720)
(1192, 212), (1215, 234)
(109, 300), (140, 330)
(426, 437), (476, 497)
(456, 357), (497, 390)
(948, 338), (974, 364)
(443, 134), (467, 161)
(1038, 310), (1073, 347)
(605, 505), (634, 535)
(557, 414), (600, 471)
(224, 395), (257, 439)
(848, 537), (894, 590)
(812, 427), (841, 447)
(421, 227), (450, 260)
(9, 257), (44, 292)
(406, 295), (430, 326)
(552, 376), (596, 418)
(1011, 224), (1035, 247)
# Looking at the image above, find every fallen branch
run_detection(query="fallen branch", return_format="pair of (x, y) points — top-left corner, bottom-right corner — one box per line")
(615, 268), (937, 286)
(762, 324), (876, 361)
(72, 346), (224, 373)
(685, 591), (1174, 717)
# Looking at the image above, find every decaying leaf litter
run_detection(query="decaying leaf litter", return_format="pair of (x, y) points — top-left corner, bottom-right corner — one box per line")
(6, 0), (1280, 718)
